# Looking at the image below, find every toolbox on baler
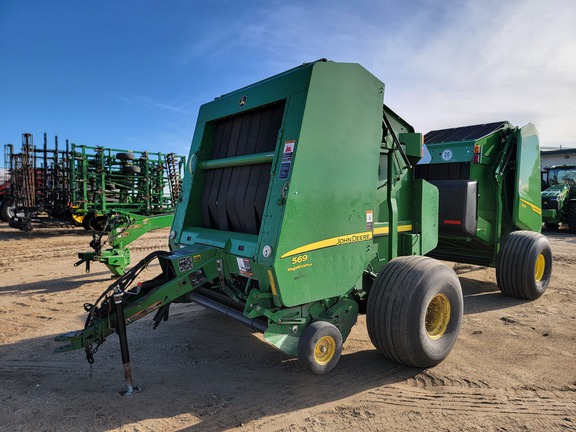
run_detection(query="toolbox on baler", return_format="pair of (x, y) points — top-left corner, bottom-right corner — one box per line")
(55, 60), (552, 393)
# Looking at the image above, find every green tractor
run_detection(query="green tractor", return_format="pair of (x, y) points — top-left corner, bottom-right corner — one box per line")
(541, 165), (576, 232)
(55, 61), (552, 394)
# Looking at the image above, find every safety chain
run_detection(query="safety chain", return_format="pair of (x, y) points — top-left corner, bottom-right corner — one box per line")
(84, 343), (100, 378)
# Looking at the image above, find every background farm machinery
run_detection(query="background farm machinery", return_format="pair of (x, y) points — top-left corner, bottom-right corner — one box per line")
(541, 164), (576, 232)
(71, 144), (183, 231)
(1, 133), (71, 227)
(416, 121), (550, 300)
(2, 133), (185, 274)
(3, 134), (184, 230)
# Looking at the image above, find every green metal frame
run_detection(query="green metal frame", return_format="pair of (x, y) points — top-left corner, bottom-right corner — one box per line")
(75, 212), (174, 276)
(71, 144), (184, 217)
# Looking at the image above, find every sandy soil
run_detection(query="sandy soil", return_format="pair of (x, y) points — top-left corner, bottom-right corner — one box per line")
(0, 224), (574, 432)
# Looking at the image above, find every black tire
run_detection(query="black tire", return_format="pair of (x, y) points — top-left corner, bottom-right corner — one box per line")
(544, 222), (559, 231)
(116, 152), (136, 161)
(0, 200), (15, 222)
(297, 321), (343, 375)
(367, 256), (463, 368)
(496, 231), (552, 299)
(82, 212), (95, 231)
(568, 201), (576, 234)
(89, 215), (108, 232)
(122, 165), (141, 174)
(22, 219), (33, 232)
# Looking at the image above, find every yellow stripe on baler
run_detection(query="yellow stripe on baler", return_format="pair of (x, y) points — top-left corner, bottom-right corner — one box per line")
(280, 224), (413, 259)
(520, 199), (542, 215)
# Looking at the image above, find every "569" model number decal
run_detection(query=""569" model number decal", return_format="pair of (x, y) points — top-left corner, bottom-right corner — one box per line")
(291, 254), (308, 265)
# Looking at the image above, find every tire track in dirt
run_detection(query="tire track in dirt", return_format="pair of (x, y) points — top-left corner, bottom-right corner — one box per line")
(361, 385), (576, 416)
(0, 360), (87, 375)
(162, 358), (416, 431)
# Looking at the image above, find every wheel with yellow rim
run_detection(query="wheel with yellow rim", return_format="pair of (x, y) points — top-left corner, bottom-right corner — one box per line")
(496, 230), (552, 300)
(367, 255), (463, 368)
(298, 321), (343, 375)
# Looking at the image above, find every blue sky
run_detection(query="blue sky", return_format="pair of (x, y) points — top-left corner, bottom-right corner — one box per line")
(1, 0), (575, 170)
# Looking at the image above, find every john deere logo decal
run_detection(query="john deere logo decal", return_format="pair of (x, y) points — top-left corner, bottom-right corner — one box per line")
(239, 95), (247, 108)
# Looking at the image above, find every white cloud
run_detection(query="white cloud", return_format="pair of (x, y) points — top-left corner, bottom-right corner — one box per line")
(193, 0), (576, 148)
(389, 0), (576, 148)
(109, 92), (195, 115)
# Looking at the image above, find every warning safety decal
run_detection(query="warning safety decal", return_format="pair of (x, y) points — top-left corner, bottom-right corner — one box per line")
(278, 140), (296, 180)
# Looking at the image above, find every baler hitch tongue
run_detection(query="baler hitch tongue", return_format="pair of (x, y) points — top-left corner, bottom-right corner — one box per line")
(53, 330), (85, 352)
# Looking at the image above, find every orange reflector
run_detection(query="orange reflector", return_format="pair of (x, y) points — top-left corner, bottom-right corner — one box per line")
(473, 145), (481, 154)
(444, 220), (462, 225)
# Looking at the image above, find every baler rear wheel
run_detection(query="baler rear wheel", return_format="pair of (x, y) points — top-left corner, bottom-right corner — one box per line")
(567, 201), (576, 233)
(496, 231), (552, 299)
(298, 321), (343, 375)
(366, 256), (463, 368)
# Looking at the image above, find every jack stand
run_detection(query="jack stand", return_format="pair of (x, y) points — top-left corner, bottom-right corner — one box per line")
(114, 289), (141, 396)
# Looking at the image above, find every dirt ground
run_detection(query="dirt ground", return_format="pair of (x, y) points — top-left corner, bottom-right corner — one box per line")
(0, 224), (574, 432)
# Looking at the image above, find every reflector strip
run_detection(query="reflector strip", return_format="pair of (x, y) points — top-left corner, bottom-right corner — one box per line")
(443, 220), (462, 225)
(373, 224), (413, 236)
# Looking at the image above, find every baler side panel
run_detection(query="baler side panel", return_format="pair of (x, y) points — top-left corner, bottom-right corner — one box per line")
(274, 63), (383, 307)
(513, 124), (542, 232)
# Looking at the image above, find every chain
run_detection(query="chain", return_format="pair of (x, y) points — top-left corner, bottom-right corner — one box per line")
(84, 343), (100, 379)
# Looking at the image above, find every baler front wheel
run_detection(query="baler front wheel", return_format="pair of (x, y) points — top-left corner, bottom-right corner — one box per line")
(298, 321), (343, 375)
(496, 231), (552, 299)
(367, 256), (463, 368)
